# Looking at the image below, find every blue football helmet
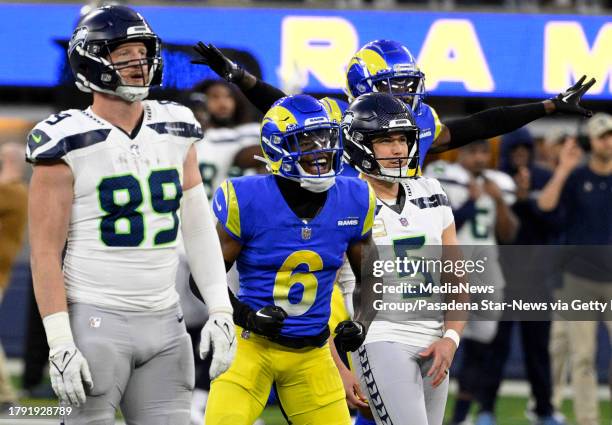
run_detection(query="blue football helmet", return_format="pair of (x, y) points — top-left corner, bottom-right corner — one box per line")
(319, 97), (349, 124)
(260, 95), (343, 192)
(68, 5), (163, 102)
(345, 40), (425, 115)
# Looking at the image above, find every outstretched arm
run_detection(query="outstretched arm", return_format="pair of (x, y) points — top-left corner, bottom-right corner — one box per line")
(193, 42), (287, 113)
(430, 76), (595, 153)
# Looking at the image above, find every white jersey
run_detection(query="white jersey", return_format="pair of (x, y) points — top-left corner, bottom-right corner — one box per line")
(425, 161), (516, 246)
(195, 123), (259, 198)
(27, 100), (202, 311)
(340, 176), (454, 348)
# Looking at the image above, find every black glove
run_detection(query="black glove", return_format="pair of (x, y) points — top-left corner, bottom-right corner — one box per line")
(334, 320), (366, 352)
(551, 75), (595, 117)
(246, 305), (288, 338)
(192, 42), (245, 84)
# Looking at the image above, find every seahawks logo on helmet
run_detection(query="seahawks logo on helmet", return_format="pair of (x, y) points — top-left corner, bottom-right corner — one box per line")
(68, 26), (88, 56)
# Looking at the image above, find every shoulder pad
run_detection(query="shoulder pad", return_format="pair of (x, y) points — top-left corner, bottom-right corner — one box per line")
(146, 100), (203, 140)
(26, 110), (110, 163)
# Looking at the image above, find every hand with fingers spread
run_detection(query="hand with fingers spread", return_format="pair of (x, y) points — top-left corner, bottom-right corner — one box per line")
(550, 75), (596, 117)
(49, 343), (93, 406)
(192, 42), (245, 84)
(418, 337), (457, 388)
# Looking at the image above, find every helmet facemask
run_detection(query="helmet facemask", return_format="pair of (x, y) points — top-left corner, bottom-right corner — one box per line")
(372, 74), (425, 114)
(71, 33), (162, 102)
(345, 126), (420, 182)
(263, 124), (344, 192)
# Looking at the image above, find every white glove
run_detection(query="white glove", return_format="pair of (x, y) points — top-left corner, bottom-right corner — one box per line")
(49, 343), (93, 406)
(199, 312), (236, 379)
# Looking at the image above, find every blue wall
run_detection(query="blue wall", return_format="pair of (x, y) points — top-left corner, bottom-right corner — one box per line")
(1, 4), (611, 99)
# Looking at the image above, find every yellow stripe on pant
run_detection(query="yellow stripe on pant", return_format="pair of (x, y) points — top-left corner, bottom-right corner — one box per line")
(205, 326), (351, 425)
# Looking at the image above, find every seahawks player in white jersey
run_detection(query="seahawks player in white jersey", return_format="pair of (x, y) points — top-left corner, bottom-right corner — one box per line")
(26, 6), (235, 424)
(333, 93), (466, 425)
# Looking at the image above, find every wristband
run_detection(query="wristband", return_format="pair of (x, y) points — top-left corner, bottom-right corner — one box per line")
(443, 329), (461, 348)
(42, 311), (74, 349)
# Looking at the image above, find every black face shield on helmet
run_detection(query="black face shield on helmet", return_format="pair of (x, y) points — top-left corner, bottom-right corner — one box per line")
(342, 92), (420, 182)
(68, 5), (163, 102)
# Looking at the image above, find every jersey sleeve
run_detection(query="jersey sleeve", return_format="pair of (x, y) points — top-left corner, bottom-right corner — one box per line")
(26, 119), (71, 165)
(428, 105), (443, 141)
(212, 179), (244, 242)
(356, 180), (377, 241)
(426, 177), (455, 230)
(26, 111), (111, 166)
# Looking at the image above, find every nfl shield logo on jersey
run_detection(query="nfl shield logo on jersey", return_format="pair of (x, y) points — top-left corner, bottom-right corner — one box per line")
(301, 227), (312, 240)
(399, 217), (409, 227)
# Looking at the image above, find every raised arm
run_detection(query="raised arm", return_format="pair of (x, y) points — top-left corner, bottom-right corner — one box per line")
(192, 42), (287, 113)
(430, 76), (595, 154)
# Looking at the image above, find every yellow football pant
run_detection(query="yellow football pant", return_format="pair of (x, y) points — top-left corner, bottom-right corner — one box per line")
(205, 326), (351, 425)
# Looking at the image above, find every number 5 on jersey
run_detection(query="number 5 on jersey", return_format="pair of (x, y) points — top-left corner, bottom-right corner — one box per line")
(98, 169), (182, 247)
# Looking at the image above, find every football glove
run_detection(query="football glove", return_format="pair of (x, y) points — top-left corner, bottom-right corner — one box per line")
(246, 305), (288, 338)
(334, 320), (366, 352)
(199, 312), (237, 380)
(551, 75), (595, 117)
(48, 343), (93, 406)
(192, 42), (245, 84)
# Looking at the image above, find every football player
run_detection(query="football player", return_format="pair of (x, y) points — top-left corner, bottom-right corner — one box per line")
(26, 6), (235, 424)
(204, 94), (379, 425)
(191, 40), (594, 167)
(189, 79), (260, 199)
(336, 92), (465, 425)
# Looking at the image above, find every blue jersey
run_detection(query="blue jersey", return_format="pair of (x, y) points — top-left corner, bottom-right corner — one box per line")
(213, 175), (376, 338)
(415, 103), (442, 167)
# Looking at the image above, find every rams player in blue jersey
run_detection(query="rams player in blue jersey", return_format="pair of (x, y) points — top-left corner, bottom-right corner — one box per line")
(203, 94), (378, 425)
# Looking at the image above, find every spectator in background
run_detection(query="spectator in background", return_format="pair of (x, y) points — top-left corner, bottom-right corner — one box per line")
(498, 128), (562, 424)
(189, 79), (261, 198)
(537, 131), (574, 172)
(537, 113), (612, 425)
(0, 142), (28, 413)
(427, 141), (520, 425)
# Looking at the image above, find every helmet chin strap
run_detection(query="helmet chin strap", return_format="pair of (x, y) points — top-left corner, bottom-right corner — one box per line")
(115, 85), (150, 102)
(373, 163), (411, 183)
(77, 78), (149, 102)
(293, 164), (336, 193)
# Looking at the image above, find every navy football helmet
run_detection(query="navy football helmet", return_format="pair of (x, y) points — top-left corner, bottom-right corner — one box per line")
(68, 5), (163, 102)
(342, 92), (420, 182)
